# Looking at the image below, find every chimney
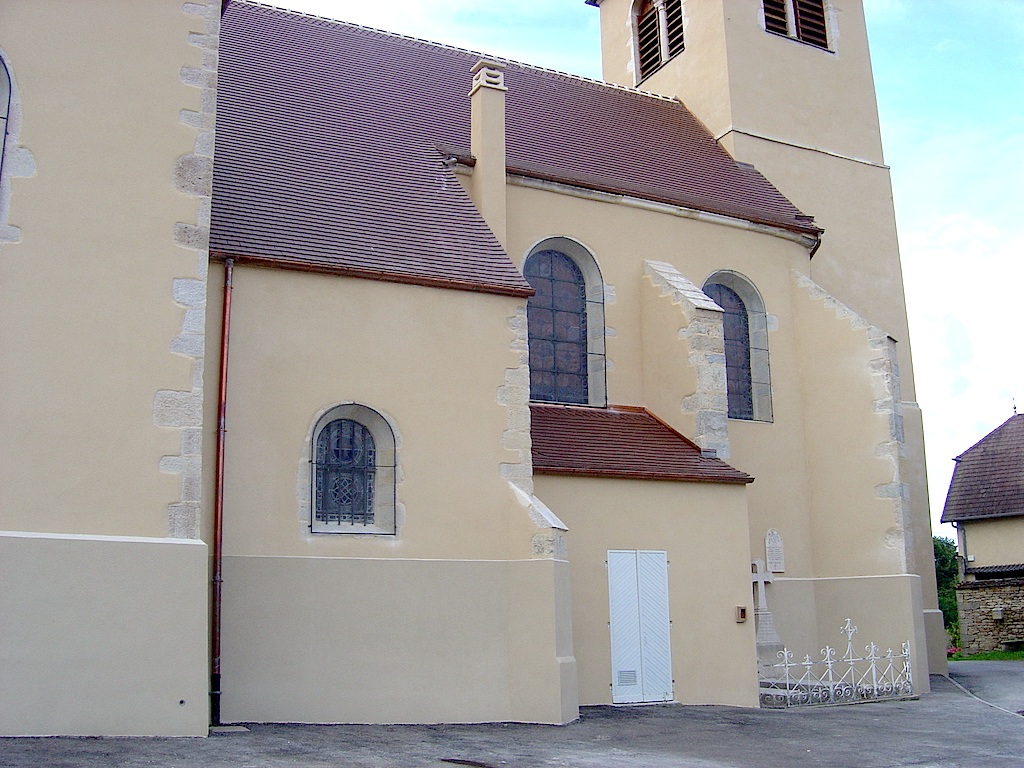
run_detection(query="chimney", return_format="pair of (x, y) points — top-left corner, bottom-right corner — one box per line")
(469, 58), (507, 248)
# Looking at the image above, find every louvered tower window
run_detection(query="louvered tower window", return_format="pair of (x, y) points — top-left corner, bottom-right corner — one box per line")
(762, 0), (830, 50)
(763, 0), (789, 35)
(636, 0), (685, 81)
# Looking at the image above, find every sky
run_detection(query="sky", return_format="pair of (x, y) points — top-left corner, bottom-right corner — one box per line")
(268, 0), (1023, 537)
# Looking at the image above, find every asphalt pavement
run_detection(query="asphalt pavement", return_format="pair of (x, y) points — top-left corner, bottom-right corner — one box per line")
(2, 665), (1023, 768)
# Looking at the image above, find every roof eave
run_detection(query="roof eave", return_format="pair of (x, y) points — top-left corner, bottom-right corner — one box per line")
(941, 509), (1024, 524)
(209, 250), (535, 298)
(533, 465), (754, 484)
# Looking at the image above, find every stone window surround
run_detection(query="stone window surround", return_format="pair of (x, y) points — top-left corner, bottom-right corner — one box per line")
(0, 48), (36, 246)
(522, 236), (608, 409)
(702, 270), (773, 423)
(633, 0), (685, 83)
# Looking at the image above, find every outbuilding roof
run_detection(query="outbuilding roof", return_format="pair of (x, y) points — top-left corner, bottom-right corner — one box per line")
(530, 404), (753, 484)
(211, 2), (816, 295)
(941, 414), (1024, 523)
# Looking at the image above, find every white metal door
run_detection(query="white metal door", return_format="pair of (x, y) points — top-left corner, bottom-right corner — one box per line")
(608, 550), (673, 703)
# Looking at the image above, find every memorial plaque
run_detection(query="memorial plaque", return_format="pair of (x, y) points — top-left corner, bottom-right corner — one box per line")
(766, 529), (784, 573)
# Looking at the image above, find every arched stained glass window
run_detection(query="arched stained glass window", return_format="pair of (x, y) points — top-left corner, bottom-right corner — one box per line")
(525, 249), (589, 405)
(315, 419), (376, 527)
(704, 283), (753, 420)
(703, 272), (772, 422)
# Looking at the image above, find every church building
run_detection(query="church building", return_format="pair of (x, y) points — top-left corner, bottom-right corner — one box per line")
(0, 0), (944, 735)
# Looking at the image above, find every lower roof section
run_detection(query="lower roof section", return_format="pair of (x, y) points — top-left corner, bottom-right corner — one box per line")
(530, 403), (753, 484)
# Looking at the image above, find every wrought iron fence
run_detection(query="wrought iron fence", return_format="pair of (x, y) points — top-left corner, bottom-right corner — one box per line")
(759, 619), (914, 708)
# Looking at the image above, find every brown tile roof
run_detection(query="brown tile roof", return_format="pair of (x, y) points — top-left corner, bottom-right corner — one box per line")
(212, 3), (532, 297)
(966, 564), (1024, 575)
(530, 404), (753, 484)
(941, 414), (1024, 523)
(211, 3), (818, 295)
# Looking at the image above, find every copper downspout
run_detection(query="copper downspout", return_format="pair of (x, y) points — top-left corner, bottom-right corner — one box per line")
(210, 258), (234, 727)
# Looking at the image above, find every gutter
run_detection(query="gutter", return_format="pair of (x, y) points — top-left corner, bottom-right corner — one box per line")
(210, 258), (234, 727)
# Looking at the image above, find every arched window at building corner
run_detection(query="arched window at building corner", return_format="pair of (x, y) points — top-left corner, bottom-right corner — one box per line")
(310, 403), (397, 534)
(0, 54), (12, 185)
(703, 271), (772, 422)
(635, 0), (685, 81)
(523, 237), (607, 407)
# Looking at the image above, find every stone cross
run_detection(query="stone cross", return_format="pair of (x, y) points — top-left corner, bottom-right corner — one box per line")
(752, 558), (774, 612)
(751, 559), (784, 669)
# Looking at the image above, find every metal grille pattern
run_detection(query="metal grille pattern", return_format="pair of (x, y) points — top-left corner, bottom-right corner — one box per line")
(759, 619), (913, 708)
(314, 419), (376, 526)
(704, 283), (753, 420)
(526, 250), (588, 405)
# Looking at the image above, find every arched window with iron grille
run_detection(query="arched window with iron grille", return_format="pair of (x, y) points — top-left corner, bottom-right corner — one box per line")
(310, 404), (397, 534)
(315, 419), (376, 527)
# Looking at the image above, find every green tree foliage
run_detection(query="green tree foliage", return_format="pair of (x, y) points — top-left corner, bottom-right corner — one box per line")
(934, 536), (959, 630)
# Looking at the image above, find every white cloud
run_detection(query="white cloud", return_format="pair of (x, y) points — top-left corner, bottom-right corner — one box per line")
(901, 213), (1024, 533)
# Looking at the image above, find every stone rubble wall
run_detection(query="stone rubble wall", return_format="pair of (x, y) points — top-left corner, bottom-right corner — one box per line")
(957, 578), (1024, 653)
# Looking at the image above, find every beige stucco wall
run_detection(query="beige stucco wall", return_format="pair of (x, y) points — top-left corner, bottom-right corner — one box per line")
(0, 531), (208, 736)
(506, 181), (909, 581)
(535, 475), (758, 707)
(0, 0), (206, 538)
(961, 518), (1024, 569)
(504, 174), (932, 669)
(221, 556), (575, 724)
(791, 279), (908, 578)
(205, 264), (576, 723)
(203, 264), (541, 560)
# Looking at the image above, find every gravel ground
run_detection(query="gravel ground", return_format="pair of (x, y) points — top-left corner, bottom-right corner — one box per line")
(2, 671), (1023, 768)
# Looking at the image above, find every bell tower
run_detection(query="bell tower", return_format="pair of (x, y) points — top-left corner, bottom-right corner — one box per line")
(588, 0), (947, 677)
(588, 0), (911, 362)
(589, 0), (917, 410)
